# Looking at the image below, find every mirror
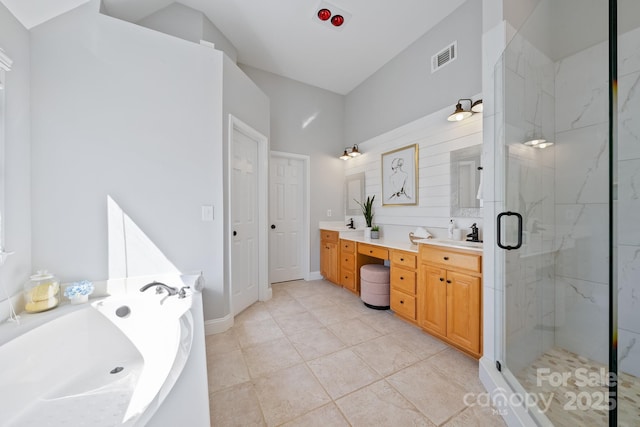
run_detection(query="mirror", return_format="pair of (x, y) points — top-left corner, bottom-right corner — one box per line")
(450, 145), (482, 217)
(345, 172), (365, 216)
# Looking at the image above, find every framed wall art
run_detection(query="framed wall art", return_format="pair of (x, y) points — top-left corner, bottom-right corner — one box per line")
(381, 144), (418, 206)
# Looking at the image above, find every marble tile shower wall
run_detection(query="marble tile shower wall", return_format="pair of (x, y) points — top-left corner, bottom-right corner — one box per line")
(617, 26), (640, 378)
(552, 27), (640, 377)
(502, 33), (556, 376)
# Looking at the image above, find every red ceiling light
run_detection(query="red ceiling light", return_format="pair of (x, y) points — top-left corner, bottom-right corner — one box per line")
(317, 8), (331, 21)
(330, 14), (344, 27)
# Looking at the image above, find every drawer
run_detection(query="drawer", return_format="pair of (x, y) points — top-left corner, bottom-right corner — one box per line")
(390, 290), (416, 320)
(341, 253), (355, 270)
(320, 229), (339, 243)
(420, 246), (481, 273)
(341, 239), (356, 253)
(391, 268), (416, 294)
(341, 269), (356, 288)
(390, 250), (417, 269)
(358, 243), (389, 260)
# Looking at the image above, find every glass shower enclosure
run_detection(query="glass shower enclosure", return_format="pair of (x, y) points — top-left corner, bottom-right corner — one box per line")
(494, 0), (639, 425)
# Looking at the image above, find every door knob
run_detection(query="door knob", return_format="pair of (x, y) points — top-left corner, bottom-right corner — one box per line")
(271, 224), (276, 229)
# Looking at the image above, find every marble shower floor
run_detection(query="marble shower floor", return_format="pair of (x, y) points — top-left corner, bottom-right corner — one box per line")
(205, 279), (506, 427)
(516, 347), (640, 427)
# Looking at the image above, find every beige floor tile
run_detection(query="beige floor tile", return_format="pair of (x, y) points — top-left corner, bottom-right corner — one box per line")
(273, 311), (323, 336)
(309, 303), (360, 326)
(443, 405), (507, 427)
(210, 381), (266, 427)
(280, 403), (349, 427)
(206, 329), (240, 358)
(207, 349), (250, 393)
(295, 294), (335, 311)
(360, 311), (412, 335)
(253, 363), (331, 427)
(387, 359), (469, 425)
(352, 334), (420, 376)
(428, 347), (483, 392)
(336, 380), (435, 426)
(288, 327), (346, 361)
(327, 317), (382, 346)
(236, 317), (285, 349)
(307, 349), (380, 399)
(242, 337), (303, 378)
(265, 294), (308, 318)
(281, 282), (320, 299)
(235, 302), (272, 324)
(393, 325), (449, 359)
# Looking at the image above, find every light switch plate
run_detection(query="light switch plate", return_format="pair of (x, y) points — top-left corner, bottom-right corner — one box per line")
(202, 205), (214, 221)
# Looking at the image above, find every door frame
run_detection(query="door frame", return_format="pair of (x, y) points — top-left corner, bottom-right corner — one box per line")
(270, 151), (311, 281)
(227, 114), (270, 315)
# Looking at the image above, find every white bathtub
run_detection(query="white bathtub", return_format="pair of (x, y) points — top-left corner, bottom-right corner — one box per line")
(0, 277), (196, 427)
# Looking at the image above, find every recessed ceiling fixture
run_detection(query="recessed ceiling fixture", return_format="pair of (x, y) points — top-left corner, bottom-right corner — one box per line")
(314, 1), (351, 30)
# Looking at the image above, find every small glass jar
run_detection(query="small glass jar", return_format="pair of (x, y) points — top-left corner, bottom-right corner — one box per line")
(24, 270), (60, 313)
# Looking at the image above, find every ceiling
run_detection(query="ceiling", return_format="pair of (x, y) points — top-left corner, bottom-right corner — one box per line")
(1, 0), (467, 94)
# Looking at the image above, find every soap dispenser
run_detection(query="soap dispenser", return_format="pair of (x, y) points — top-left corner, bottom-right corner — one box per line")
(448, 219), (455, 239)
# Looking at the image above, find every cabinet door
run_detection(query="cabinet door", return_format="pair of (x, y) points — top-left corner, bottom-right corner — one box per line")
(446, 271), (481, 353)
(418, 264), (447, 337)
(325, 242), (339, 284)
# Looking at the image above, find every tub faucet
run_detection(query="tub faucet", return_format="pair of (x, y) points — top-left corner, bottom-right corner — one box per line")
(140, 281), (178, 296)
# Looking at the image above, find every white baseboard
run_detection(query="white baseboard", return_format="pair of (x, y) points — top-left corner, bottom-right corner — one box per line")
(308, 271), (323, 281)
(204, 313), (234, 335)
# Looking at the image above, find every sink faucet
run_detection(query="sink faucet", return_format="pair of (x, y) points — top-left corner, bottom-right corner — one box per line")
(140, 281), (179, 296)
(466, 223), (482, 243)
(347, 218), (355, 229)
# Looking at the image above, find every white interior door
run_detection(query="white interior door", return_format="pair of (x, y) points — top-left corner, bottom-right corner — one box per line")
(269, 155), (304, 283)
(231, 129), (260, 315)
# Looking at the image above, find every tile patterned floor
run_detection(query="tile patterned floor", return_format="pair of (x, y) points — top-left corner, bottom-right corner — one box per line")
(206, 279), (506, 427)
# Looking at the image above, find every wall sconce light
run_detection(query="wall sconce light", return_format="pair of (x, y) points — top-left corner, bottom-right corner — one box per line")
(339, 145), (362, 160)
(447, 98), (482, 122)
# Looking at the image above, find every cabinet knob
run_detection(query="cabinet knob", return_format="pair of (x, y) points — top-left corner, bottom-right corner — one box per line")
(443, 256), (449, 260)
(400, 258), (404, 261)
(400, 276), (404, 280)
(369, 250), (373, 254)
(446, 280), (452, 284)
(400, 300), (404, 304)
(439, 278), (444, 282)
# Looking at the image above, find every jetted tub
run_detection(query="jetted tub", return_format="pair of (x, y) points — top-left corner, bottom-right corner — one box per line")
(0, 277), (196, 427)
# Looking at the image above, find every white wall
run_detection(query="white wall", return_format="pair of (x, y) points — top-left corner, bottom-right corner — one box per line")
(136, 2), (238, 63)
(0, 2), (31, 304)
(344, 0), (482, 146)
(343, 103), (483, 239)
(30, 2), (229, 321)
(239, 64), (344, 273)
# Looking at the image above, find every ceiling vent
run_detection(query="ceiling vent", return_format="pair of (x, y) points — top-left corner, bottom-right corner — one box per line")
(431, 41), (457, 73)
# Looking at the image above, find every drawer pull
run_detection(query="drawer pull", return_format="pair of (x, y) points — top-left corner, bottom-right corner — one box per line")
(443, 256), (449, 260)
(446, 280), (452, 284)
(369, 250), (373, 254)
(439, 278), (444, 282)
(400, 300), (404, 304)
(400, 257), (404, 261)
(400, 276), (404, 280)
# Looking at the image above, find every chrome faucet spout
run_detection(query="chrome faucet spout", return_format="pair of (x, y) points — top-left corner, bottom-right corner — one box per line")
(139, 281), (178, 296)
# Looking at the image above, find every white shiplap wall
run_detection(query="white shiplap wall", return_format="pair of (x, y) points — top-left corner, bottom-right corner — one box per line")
(344, 102), (483, 240)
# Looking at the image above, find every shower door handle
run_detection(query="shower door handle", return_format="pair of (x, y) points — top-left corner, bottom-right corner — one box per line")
(497, 211), (523, 250)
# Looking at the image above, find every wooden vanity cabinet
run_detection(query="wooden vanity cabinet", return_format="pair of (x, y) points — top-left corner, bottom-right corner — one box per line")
(418, 245), (482, 358)
(320, 230), (339, 285)
(339, 239), (357, 293)
(389, 249), (418, 324)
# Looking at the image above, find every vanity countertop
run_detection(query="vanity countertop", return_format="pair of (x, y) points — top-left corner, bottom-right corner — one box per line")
(338, 234), (483, 254)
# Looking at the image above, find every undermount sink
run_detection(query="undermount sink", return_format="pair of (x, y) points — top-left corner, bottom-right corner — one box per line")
(429, 239), (484, 249)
